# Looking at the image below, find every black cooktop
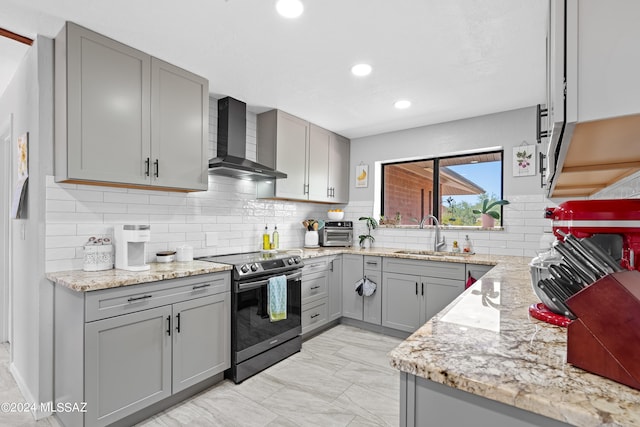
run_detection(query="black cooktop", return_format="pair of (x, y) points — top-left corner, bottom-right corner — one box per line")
(198, 251), (303, 280)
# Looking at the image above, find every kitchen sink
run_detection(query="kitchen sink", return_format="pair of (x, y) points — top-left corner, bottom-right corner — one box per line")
(393, 250), (472, 257)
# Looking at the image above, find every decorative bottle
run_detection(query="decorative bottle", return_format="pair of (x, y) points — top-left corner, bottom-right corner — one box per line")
(463, 235), (472, 253)
(262, 225), (271, 250)
(272, 225), (279, 249)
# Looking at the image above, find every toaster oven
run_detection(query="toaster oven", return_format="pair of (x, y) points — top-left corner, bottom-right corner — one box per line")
(320, 221), (353, 247)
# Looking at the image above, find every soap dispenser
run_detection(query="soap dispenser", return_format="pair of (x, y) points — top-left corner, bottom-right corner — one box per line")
(463, 235), (472, 253)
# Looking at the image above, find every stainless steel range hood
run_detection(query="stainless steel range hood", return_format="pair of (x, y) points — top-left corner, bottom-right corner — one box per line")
(208, 97), (287, 180)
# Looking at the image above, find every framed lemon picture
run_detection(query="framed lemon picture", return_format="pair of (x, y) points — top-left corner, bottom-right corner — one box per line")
(356, 164), (368, 188)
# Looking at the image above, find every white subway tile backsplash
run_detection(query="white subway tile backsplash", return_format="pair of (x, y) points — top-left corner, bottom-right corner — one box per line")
(104, 192), (150, 204)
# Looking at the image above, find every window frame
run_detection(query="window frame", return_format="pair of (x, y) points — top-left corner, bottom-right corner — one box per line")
(380, 149), (505, 226)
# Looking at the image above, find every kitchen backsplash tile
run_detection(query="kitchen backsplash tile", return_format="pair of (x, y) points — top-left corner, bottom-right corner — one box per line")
(44, 97), (556, 272)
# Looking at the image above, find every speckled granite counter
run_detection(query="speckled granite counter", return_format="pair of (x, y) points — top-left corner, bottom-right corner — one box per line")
(46, 260), (232, 292)
(387, 254), (640, 426)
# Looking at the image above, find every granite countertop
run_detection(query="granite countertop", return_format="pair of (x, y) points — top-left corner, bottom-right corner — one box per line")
(388, 256), (640, 426)
(46, 247), (497, 293)
(46, 260), (232, 292)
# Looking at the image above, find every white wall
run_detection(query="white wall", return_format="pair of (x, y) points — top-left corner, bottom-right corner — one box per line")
(0, 36), (54, 418)
(346, 107), (556, 258)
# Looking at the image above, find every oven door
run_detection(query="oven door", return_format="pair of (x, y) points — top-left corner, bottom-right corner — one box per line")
(321, 228), (353, 246)
(233, 270), (302, 364)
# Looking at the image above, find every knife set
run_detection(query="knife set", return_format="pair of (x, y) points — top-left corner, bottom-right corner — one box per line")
(565, 270), (640, 390)
(530, 230), (623, 319)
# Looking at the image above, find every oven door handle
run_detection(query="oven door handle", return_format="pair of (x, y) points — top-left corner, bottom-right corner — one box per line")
(237, 271), (302, 292)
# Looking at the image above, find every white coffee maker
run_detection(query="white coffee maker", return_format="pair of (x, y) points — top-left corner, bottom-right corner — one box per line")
(114, 225), (151, 271)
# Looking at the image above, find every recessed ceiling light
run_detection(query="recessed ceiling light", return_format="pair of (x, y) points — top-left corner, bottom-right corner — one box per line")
(394, 100), (411, 109)
(351, 63), (372, 77)
(276, 0), (304, 18)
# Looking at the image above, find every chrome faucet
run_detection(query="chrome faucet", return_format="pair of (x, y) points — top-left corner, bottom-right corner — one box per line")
(420, 215), (446, 252)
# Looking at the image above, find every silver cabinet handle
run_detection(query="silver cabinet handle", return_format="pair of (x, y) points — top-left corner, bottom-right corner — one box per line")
(127, 294), (152, 302)
(193, 283), (211, 290)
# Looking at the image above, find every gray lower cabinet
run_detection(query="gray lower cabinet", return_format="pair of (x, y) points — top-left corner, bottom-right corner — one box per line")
(341, 255), (382, 325)
(382, 258), (466, 333)
(328, 256), (343, 321)
(302, 255), (343, 335)
(85, 306), (172, 426)
(172, 293), (230, 393)
(55, 22), (208, 191)
(54, 272), (230, 427)
(342, 254), (364, 320)
(400, 372), (571, 427)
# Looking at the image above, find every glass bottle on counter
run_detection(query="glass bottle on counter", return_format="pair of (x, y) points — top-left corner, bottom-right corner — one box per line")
(272, 225), (279, 249)
(262, 225), (271, 250)
(463, 235), (472, 253)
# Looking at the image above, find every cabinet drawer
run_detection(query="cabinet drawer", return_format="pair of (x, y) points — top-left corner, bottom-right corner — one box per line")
(302, 271), (328, 305)
(303, 257), (330, 275)
(301, 299), (328, 334)
(85, 273), (230, 322)
(383, 257), (465, 280)
(364, 256), (382, 272)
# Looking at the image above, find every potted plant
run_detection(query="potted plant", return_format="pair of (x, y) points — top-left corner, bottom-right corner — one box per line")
(473, 198), (510, 228)
(358, 216), (378, 248)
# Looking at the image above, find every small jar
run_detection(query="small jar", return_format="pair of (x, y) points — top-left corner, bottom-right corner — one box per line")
(156, 251), (176, 263)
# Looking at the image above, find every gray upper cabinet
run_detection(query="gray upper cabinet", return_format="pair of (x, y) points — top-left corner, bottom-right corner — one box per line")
(257, 110), (350, 203)
(308, 124), (332, 202)
(328, 133), (350, 203)
(55, 22), (208, 192)
(150, 58), (208, 191)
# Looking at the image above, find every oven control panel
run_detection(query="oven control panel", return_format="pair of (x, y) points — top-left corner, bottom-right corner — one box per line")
(236, 256), (302, 278)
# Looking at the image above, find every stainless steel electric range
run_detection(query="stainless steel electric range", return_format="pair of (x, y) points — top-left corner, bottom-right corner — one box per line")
(198, 251), (304, 383)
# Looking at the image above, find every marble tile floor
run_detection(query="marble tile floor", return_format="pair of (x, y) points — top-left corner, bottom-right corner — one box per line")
(0, 325), (402, 427)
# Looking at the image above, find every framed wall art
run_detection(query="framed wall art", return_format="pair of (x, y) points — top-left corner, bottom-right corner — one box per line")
(513, 143), (535, 177)
(356, 163), (368, 188)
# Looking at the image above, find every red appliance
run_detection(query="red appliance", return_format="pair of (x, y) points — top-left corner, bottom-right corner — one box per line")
(545, 199), (640, 270)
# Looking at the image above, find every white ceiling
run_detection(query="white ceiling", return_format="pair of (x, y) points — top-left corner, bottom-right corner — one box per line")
(0, 0), (547, 139)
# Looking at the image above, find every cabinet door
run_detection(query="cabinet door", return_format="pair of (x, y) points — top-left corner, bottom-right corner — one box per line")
(66, 22), (151, 185)
(308, 124), (331, 202)
(275, 111), (309, 199)
(85, 305), (172, 427)
(172, 293), (230, 393)
(363, 269), (383, 325)
(151, 58), (208, 191)
(423, 277), (465, 323)
(328, 256), (343, 321)
(342, 254), (363, 320)
(328, 133), (350, 203)
(382, 272), (421, 333)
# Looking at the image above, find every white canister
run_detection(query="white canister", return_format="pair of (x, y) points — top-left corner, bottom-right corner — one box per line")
(176, 245), (194, 262)
(83, 245), (114, 271)
(304, 230), (319, 248)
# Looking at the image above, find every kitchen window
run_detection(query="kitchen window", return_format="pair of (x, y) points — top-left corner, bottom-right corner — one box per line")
(381, 150), (504, 227)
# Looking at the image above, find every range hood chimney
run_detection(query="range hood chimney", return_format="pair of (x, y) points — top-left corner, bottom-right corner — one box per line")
(208, 97), (287, 180)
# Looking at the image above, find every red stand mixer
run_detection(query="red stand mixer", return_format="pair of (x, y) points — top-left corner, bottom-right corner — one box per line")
(545, 199), (640, 271)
